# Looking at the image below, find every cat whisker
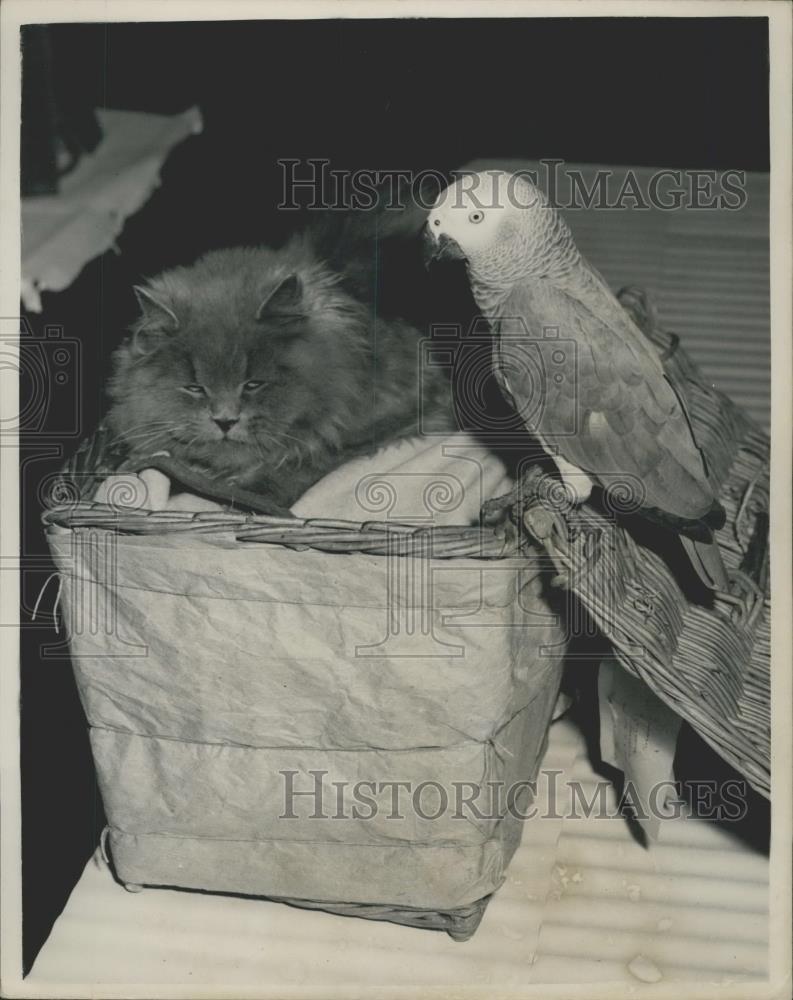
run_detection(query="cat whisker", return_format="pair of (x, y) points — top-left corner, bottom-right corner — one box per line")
(107, 420), (179, 447)
(121, 428), (174, 445)
(123, 430), (181, 451)
(269, 429), (304, 446)
(109, 417), (176, 435)
(120, 425), (193, 460)
(253, 427), (302, 451)
(183, 434), (203, 453)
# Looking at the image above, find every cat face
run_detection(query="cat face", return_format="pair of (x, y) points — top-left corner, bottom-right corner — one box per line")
(107, 248), (367, 484)
(132, 326), (294, 478)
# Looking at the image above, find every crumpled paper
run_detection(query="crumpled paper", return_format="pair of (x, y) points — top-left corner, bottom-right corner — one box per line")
(49, 432), (564, 915)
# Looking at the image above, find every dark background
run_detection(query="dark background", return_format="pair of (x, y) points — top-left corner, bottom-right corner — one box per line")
(19, 17), (770, 974)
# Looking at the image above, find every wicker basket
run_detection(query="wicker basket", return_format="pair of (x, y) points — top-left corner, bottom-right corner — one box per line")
(44, 473), (565, 941)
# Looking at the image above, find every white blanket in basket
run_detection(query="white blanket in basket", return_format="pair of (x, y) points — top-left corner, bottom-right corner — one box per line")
(93, 432), (513, 524)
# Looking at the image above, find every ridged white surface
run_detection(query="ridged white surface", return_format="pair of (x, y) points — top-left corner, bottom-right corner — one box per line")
(29, 720), (768, 992)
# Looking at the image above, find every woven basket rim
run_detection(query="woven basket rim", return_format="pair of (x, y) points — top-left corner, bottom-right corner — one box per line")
(42, 500), (518, 560)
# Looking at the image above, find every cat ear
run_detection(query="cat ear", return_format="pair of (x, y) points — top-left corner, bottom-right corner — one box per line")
(132, 286), (180, 355)
(133, 285), (180, 331)
(256, 274), (304, 322)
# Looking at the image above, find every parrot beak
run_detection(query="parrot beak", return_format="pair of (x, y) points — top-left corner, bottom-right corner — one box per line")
(422, 227), (467, 268)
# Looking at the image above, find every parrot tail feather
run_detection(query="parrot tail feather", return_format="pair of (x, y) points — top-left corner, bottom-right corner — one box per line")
(633, 503), (720, 542)
(704, 500), (727, 531)
(680, 534), (729, 591)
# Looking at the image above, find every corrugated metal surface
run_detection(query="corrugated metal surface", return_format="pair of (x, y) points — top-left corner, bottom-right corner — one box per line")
(529, 736), (769, 984)
(29, 720), (768, 990)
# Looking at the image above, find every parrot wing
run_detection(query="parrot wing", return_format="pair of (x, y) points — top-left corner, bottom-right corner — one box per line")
(498, 277), (717, 522)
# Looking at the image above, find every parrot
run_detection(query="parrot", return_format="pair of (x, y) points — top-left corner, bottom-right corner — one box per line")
(424, 170), (728, 591)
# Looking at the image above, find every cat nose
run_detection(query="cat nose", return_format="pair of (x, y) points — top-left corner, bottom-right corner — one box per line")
(213, 417), (239, 434)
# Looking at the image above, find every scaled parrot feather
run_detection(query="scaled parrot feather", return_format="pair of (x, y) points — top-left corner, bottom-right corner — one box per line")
(426, 171), (727, 591)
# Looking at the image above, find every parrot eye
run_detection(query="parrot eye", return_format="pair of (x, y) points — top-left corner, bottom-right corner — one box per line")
(468, 210), (484, 224)
(433, 218), (441, 227)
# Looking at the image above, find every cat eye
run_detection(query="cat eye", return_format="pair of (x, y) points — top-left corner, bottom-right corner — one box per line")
(243, 380), (265, 392)
(468, 210), (484, 224)
(182, 384), (206, 396)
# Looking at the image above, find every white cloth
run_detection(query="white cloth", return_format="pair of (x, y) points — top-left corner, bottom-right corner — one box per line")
(94, 432), (513, 523)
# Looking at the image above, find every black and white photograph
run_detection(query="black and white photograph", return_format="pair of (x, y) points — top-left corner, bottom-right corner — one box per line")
(1, 2), (790, 997)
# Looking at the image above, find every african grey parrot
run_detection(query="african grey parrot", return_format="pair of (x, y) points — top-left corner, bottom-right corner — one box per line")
(424, 170), (727, 590)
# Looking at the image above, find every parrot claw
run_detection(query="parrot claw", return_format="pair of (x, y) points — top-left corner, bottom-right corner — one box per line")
(481, 492), (522, 552)
(480, 492), (516, 527)
(494, 518), (520, 551)
(617, 286), (659, 335)
(523, 505), (556, 540)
